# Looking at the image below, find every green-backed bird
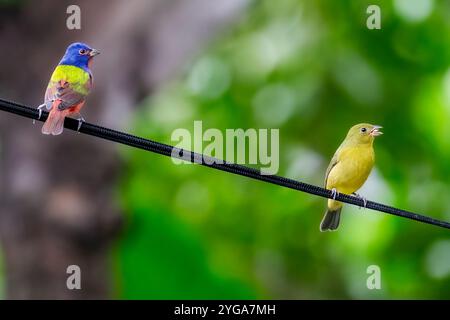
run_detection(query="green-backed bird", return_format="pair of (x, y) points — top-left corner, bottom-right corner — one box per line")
(37, 42), (100, 135)
(320, 123), (382, 232)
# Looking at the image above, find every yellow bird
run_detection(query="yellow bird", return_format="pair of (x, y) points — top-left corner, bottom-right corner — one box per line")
(320, 123), (382, 232)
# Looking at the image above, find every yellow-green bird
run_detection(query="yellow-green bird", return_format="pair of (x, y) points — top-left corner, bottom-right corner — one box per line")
(320, 123), (383, 232)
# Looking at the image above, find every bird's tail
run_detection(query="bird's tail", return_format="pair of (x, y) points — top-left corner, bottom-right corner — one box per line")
(320, 207), (342, 232)
(42, 101), (68, 135)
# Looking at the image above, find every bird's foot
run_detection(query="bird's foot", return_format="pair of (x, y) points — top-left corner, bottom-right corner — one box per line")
(353, 192), (367, 209)
(331, 188), (339, 200)
(77, 117), (85, 132)
(34, 104), (46, 124)
(77, 117), (86, 133)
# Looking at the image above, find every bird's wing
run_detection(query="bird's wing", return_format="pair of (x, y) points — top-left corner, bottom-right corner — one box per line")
(324, 149), (340, 187)
(46, 80), (86, 110)
(44, 65), (91, 110)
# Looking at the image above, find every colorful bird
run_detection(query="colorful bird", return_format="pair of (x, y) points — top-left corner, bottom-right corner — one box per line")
(37, 42), (100, 135)
(320, 123), (382, 232)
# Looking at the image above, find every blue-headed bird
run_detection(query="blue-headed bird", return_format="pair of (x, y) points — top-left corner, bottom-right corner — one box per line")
(320, 123), (382, 232)
(37, 42), (100, 135)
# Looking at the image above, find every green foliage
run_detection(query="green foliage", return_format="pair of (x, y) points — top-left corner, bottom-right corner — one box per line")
(0, 0), (25, 8)
(116, 0), (450, 299)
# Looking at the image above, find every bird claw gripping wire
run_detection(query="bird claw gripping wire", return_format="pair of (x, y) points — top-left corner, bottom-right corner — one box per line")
(34, 100), (54, 124)
(1, 98), (449, 230)
(353, 192), (367, 209)
(331, 188), (339, 200)
(72, 112), (86, 132)
(77, 116), (85, 132)
(34, 104), (46, 124)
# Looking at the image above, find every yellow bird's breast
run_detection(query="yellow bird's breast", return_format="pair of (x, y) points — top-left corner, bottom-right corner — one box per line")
(326, 145), (374, 195)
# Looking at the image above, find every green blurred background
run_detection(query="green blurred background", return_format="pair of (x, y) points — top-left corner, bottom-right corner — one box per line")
(1, 0), (450, 299)
(116, 0), (450, 299)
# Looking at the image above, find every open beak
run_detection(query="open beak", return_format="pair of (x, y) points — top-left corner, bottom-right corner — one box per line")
(370, 125), (383, 137)
(89, 48), (100, 57)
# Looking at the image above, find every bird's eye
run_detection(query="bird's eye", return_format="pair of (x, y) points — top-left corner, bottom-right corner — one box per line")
(79, 49), (87, 55)
(360, 127), (367, 133)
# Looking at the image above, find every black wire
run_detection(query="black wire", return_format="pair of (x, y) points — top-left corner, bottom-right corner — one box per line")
(1, 97), (449, 230)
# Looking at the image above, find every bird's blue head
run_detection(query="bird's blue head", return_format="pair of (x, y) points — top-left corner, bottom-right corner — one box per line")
(59, 42), (100, 73)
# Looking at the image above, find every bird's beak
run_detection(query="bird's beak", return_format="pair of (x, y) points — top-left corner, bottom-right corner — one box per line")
(89, 49), (100, 57)
(370, 125), (383, 137)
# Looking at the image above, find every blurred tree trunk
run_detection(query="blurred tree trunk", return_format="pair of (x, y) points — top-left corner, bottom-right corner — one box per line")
(0, 0), (246, 299)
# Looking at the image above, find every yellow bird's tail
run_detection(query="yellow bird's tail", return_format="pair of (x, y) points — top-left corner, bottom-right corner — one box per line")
(320, 207), (342, 232)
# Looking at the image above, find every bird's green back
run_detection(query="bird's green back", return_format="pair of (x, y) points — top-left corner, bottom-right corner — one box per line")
(49, 65), (90, 95)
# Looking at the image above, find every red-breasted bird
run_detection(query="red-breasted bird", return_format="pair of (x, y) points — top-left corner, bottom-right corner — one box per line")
(320, 123), (382, 232)
(37, 42), (100, 135)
